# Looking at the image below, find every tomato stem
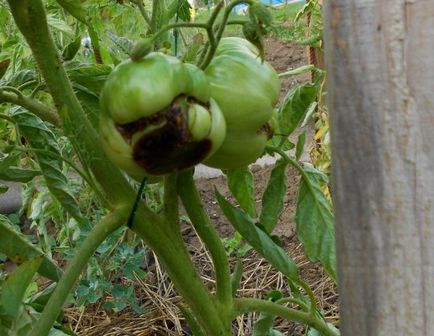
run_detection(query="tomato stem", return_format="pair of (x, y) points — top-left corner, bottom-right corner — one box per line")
(164, 173), (180, 226)
(233, 298), (340, 336)
(199, 0), (255, 69)
(0, 87), (59, 126)
(178, 170), (233, 314)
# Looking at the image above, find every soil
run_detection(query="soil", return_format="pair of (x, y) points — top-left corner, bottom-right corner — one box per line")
(67, 38), (339, 335)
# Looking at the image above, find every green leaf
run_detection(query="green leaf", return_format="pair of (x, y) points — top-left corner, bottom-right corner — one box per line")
(230, 260), (243, 297)
(296, 165), (336, 281)
(225, 167), (257, 218)
(56, 0), (87, 24)
(301, 102), (318, 128)
(11, 110), (87, 226)
(67, 64), (111, 127)
(5, 70), (35, 88)
(0, 162), (41, 183)
(167, 0), (192, 22)
(1, 257), (42, 317)
(216, 191), (297, 279)
(106, 31), (134, 55)
(0, 215), (62, 282)
(295, 132), (306, 160)
(182, 33), (204, 63)
(62, 35), (82, 61)
(28, 283), (56, 308)
(67, 63), (111, 96)
(279, 82), (319, 141)
(259, 160), (288, 233)
(46, 14), (75, 38)
(0, 168), (40, 183)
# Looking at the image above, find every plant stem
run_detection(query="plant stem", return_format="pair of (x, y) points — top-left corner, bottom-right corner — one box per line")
(134, 0), (152, 27)
(131, 21), (208, 60)
(227, 19), (249, 25)
(87, 26), (103, 64)
(198, 1), (225, 69)
(151, 0), (167, 48)
(178, 171), (233, 315)
(132, 209), (232, 336)
(163, 173), (179, 226)
(199, 0), (255, 69)
(295, 277), (318, 313)
(215, 0), (254, 41)
(278, 64), (316, 77)
(234, 298), (339, 336)
(266, 145), (319, 203)
(32, 206), (130, 336)
(0, 88), (59, 126)
(276, 297), (310, 312)
(132, 1), (224, 63)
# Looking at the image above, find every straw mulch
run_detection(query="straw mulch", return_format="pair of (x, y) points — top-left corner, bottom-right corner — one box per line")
(66, 226), (339, 336)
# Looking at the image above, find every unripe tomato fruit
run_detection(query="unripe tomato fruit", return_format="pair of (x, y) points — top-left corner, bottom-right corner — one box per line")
(99, 53), (226, 180)
(203, 37), (280, 169)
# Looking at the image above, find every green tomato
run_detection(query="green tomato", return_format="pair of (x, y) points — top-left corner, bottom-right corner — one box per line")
(203, 37), (280, 169)
(99, 53), (226, 179)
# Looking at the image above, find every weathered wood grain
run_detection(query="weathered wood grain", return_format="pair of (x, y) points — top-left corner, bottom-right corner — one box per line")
(323, 1), (434, 335)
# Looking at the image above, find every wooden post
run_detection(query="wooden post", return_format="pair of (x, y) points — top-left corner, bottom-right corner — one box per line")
(323, 1), (434, 335)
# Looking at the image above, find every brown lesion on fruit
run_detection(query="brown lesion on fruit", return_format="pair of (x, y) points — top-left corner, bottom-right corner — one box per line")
(258, 122), (275, 139)
(115, 96), (212, 175)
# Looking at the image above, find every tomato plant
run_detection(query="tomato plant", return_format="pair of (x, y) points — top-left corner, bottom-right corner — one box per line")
(0, 1), (338, 335)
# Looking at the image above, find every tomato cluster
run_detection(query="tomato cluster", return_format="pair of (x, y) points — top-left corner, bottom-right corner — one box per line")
(99, 37), (280, 179)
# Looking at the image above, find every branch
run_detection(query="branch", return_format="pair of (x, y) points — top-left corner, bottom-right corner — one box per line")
(178, 171), (232, 312)
(132, 0), (152, 27)
(234, 298), (339, 336)
(163, 173), (180, 227)
(0, 88), (59, 126)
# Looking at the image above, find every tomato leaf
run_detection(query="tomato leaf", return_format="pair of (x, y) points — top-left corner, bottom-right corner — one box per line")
(279, 82), (319, 142)
(11, 110), (87, 227)
(56, 0), (87, 24)
(0, 153), (41, 183)
(216, 190), (297, 279)
(230, 260), (243, 297)
(67, 64), (111, 127)
(168, 0), (192, 22)
(296, 165), (337, 281)
(46, 14), (75, 38)
(1, 257), (42, 317)
(62, 35), (82, 61)
(225, 166), (257, 218)
(295, 132), (306, 160)
(0, 215), (62, 282)
(259, 159), (288, 233)
(0, 167), (41, 183)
